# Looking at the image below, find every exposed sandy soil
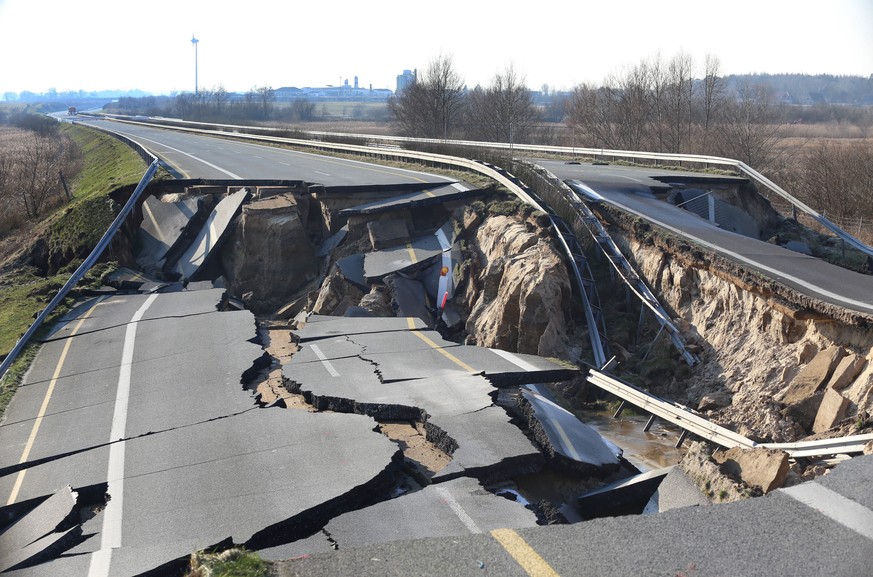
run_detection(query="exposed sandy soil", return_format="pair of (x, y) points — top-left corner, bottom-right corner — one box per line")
(378, 421), (452, 477)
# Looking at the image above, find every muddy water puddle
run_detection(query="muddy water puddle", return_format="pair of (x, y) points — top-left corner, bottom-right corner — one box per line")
(578, 410), (686, 471)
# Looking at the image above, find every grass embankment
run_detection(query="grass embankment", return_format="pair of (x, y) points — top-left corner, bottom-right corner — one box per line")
(0, 124), (147, 416)
(185, 548), (269, 577)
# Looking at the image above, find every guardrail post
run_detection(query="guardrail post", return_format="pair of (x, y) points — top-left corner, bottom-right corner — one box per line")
(612, 400), (626, 419)
(675, 429), (689, 448)
(643, 414), (657, 432)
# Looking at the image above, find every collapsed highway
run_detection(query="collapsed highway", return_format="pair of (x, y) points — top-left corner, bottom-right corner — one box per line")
(1, 118), (872, 576)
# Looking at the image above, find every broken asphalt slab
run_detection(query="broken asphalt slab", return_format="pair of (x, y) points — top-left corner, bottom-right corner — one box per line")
(0, 486), (78, 572)
(259, 475), (538, 560)
(136, 194), (205, 273)
(363, 234), (444, 281)
(284, 323), (556, 480)
(519, 385), (622, 473)
(174, 187), (249, 281)
(337, 182), (481, 217)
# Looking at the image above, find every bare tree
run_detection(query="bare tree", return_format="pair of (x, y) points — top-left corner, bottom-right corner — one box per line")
(253, 86), (276, 120)
(211, 84), (229, 117)
(612, 62), (653, 150)
(291, 98), (316, 122)
(665, 51), (695, 153)
(647, 53), (670, 152)
(389, 54), (466, 138)
(715, 81), (787, 171)
(566, 83), (623, 149)
(698, 54), (725, 153)
(466, 65), (538, 143)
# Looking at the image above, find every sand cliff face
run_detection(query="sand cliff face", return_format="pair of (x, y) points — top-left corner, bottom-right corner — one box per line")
(463, 215), (572, 359)
(620, 232), (872, 442)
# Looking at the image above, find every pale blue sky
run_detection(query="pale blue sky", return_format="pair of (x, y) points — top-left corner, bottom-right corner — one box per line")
(1, 0), (871, 95)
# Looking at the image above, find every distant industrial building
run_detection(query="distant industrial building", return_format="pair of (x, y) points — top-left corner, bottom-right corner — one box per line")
(274, 75), (395, 102)
(396, 69), (416, 94)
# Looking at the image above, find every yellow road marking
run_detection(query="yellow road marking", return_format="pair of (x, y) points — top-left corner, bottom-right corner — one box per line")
(406, 317), (478, 373)
(491, 528), (561, 577)
(405, 243), (418, 265)
(6, 299), (103, 505)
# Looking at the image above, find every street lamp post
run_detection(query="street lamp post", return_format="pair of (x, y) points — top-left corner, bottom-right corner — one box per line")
(191, 35), (199, 96)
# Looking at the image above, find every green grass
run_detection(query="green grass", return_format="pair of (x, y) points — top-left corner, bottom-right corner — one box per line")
(0, 124), (146, 417)
(186, 548), (269, 577)
(0, 263), (116, 417)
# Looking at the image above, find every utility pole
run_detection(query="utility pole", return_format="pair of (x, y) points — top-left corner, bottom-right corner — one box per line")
(191, 35), (199, 96)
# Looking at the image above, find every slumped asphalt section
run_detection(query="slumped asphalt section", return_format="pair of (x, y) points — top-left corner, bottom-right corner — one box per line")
(0, 290), (402, 576)
(277, 455), (873, 577)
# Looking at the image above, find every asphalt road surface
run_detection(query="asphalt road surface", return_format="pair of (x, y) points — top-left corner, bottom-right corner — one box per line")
(78, 118), (456, 187)
(537, 160), (873, 316)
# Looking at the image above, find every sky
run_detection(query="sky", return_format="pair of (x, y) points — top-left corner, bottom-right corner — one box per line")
(0, 0), (871, 96)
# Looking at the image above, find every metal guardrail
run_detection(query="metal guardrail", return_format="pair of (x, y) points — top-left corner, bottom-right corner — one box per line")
(0, 158), (159, 382)
(77, 116), (872, 459)
(99, 115), (870, 258)
(92, 117), (613, 368)
(587, 370), (873, 458)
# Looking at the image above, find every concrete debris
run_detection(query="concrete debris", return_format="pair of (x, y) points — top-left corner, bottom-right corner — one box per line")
(367, 218), (410, 250)
(812, 388), (852, 433)
(826, 354), (867, 391)
(779, 346), (846, 405)
(357, 285), (394, 317)
(137, 194), (206, 274)
(311, 270), (365, 316)
(385, 275), (433, 327)
(577, 467), (671, 520)
(650, 467), (711, 513)
(712, 446), (790, 494)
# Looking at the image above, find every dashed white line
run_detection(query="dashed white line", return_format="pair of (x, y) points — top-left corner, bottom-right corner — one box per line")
(310, 344), (340, 377)
(490, 349), (541, 372)
(435, 487), (482, 534)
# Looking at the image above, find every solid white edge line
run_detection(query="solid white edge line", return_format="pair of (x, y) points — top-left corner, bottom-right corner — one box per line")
(605, 196), (873, 313)
(105, 131), (242, 179)
(490, 348), (541, 372)
(781, 482), (873, 541)
(435, 487), (482, 534)
(87, 293), (159, 577)
(310, 344), (340, 377)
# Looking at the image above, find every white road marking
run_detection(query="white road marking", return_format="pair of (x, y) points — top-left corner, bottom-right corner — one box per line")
(310, 344), (340, 377)
(111, 133), (242, 179)
(314, 170), (331, 176)
(87, 293), (159, 577)
(490, 349), (540, 372)
(605, 196), (873, 313)
(435, 487), (482, 534)
(782, 482), (873, 541)
(279, 161), (291, 166)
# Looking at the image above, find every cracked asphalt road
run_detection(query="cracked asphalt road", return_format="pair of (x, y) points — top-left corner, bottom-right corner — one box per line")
(0, 288), (401, 576)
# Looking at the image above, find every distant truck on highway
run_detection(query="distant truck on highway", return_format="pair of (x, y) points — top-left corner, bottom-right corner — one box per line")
(67, 106), (77, 116)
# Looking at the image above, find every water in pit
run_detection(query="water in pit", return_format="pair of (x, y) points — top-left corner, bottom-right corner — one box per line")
(577, 409), (686, 471)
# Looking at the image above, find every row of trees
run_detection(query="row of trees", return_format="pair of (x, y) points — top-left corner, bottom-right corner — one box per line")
(0, 118), (81, 234)
(389, 53), (872, 228)
(389, 56), (542, 144)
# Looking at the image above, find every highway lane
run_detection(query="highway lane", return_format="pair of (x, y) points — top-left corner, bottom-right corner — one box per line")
(538, 160), (873, 316)
(78, 118), (455, 186)
(1, 289), (402, 576)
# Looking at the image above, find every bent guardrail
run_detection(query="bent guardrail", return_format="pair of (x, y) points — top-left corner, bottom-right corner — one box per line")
(587, 369), (873, 458)
(0, 158), (160, 382)
(94, 114), (871, 258)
